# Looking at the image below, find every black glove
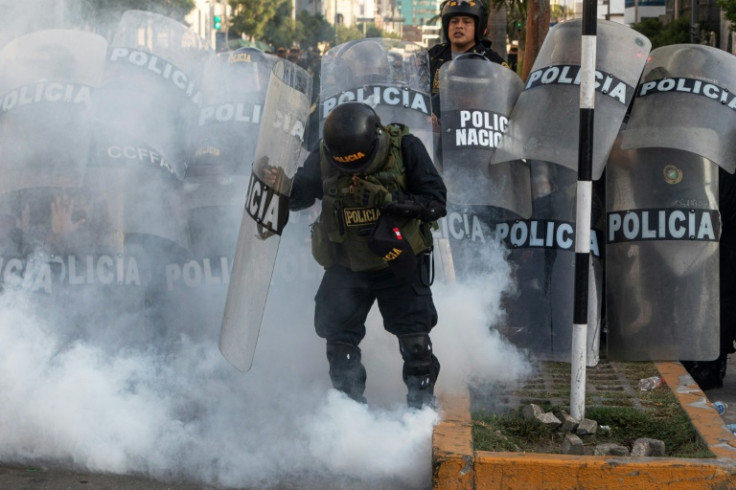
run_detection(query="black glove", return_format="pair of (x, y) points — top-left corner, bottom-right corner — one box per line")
(383, 200), (446, 222)
(351, 176), (392, 208)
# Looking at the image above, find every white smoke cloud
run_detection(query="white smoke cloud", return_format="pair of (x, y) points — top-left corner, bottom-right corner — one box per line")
(0, 218), (533, 489)
(0, 2), (534, 488)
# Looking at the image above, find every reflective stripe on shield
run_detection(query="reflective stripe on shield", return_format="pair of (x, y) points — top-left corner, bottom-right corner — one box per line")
(621, 44), (736, 174)
(491, 19), (651, 180)
(220, 60), (312, 372)
(606, 143), (720, 361)
(438, 53), (530, 215)
(495, 161), (603, 365)
(0, 30), (108, 193)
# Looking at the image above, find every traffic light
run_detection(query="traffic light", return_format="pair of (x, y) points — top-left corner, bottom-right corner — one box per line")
(213, 15), (222, 30)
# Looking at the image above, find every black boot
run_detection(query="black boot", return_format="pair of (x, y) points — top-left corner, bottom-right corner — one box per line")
(326, 342), (367, 403)
(682, 355), (726, 391)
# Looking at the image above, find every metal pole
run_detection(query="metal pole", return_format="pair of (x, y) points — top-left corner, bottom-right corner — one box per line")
(570, 0), (597, 421)
(690, 0), (698, 43)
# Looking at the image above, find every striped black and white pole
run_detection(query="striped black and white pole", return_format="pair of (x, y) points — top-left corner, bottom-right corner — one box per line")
(570, 0), (598, 421)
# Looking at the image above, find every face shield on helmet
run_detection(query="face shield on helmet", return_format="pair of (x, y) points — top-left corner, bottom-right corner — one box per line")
(322, 102), (390, 174)
(441, 0), (487, 44)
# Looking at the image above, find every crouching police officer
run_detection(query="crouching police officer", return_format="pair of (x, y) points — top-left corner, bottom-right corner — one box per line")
(288, 102), (447, 409)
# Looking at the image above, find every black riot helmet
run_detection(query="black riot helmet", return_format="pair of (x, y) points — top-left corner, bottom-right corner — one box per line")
(322, 102), (389, 174)
(440, 0), (488, 44)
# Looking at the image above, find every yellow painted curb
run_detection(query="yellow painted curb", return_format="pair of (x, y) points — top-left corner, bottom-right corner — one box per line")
(432, 363), (736, 490)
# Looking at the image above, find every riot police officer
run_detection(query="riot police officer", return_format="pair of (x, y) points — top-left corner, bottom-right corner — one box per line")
(287, 102), (447, 409)
(429, 0), (507, 119)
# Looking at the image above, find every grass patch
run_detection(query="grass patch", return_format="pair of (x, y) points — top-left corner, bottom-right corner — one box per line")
(471, 360), (715, 458)
(472, 402), (713, 457)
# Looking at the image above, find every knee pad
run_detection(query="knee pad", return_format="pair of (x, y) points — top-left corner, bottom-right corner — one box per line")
(398, 333), (433, 365)
(398, 333), (440, 379)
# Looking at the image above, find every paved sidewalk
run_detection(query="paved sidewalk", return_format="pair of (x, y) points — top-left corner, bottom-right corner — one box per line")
(703, 353), (736, 426)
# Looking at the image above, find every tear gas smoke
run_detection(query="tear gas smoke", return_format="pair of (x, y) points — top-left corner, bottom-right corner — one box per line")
(0, 222), (531, 489)
(0, 2), (533, 488)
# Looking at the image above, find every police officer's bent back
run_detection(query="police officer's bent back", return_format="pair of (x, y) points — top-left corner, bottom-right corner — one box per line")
(288, 102), (448, 409)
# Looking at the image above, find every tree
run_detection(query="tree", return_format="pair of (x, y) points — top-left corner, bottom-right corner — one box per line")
(228, 0), (289, 41)
(299, 12), (334, 49)
(336, 24), (364, 44)
(719, 0), (736, 29)
(487, 0), (509, 59)
(632, 17), (690, 48)
(522, 0), (550, 80)
(261, 0), (296, 48)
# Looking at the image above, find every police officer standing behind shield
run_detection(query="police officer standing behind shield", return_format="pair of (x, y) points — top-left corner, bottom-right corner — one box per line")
(282, 102), (447, 409)
(429, 0), (507, 122)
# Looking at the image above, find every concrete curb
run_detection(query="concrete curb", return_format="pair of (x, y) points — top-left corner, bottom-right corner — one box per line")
(432, 362), (736, 489)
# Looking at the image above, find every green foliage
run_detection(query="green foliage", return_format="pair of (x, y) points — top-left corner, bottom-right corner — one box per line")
(473, 402), (713, 457)
(260, 0), (295, 48)
(587, 404), (713, 458)
(299, 12), (334, 48)
(228, 0), (289, 41)
(336, 24), (364, 44)
(719, 0), (736, 28)
(632, 17), (690, 48)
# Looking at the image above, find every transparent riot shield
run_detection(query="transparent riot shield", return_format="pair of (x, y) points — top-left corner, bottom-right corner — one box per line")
(169, 49), (280, 342)
(186, 48), (277, 258)
(220, 60), (313, 372)
(84, 11), (210, 343)
(491, 19), (651, 180)
(606, 143), (720, 361)
(439, 54), (529, 212)
(0, 30), (107, 194)
(621, 44), (736, 174)
(494, 161), (603, 365)
(0, 29), (156, 348)
(437, 54), (530, 280)
(88, 10), (210, 253)
(319, 38), (433, 160)
(0, 29), (107, 287)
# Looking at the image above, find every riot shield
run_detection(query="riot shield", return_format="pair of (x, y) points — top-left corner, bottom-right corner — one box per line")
(0, 29), (156, 348)
(439, 54), (528, 212)
(88, 10), (210, 253)
(494, 161), (604, 365)
(167, 49), (279, 342)
(0, 29), (108, 279)
(186, 47), (277, 257)
(219, 60), (313, 372)
(437, 54), (530, 280)
(84, 11), (210, 343)
(606, 144), (720, 361)
(0, 30), (107, 194)
(319, 38), (433, 160)
(621, 44), (736, 174)
(491, 19), (651, 180)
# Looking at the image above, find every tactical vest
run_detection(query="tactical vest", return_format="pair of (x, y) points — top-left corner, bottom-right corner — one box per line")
(311, 124), (433, 271)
